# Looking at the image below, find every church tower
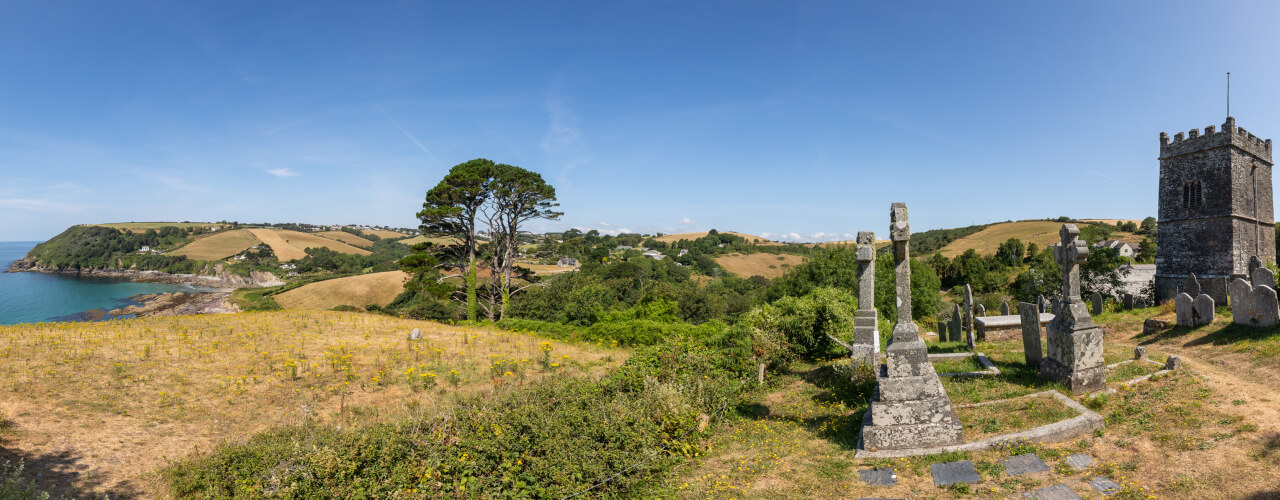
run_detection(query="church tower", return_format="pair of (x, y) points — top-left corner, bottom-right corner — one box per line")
(1155, 117), (1274, 303)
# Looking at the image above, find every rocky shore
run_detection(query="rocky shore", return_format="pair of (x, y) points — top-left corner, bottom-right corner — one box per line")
(110, 291), (238, 318)
(5, 259), (283, 289)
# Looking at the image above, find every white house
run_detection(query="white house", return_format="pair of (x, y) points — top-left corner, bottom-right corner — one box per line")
(1094, 239), (1138, 259)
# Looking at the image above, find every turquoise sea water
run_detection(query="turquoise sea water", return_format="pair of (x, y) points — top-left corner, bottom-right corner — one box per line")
(0, 241), (214, 325)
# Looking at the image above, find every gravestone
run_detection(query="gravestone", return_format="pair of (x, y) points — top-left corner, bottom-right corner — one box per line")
(851, 231), (880, 367)
(1174, 293), (1194, 327)
(1184, 273), (1201, 298)
(1229, 278), (1255, 325)
(1000, 301), (1010, 316)
(1137, 297), (1149, 308)
(1002, 453), (1050, 476)
(1166, 355), (1182, 370)
(857, 467), (897, 486)
(1039, 225), (1107, 394)
(964, 284), (975, 345)
(950, 304), (963, 342)
(930, 460), (980, 487)
(1229, 278), (1279, 327)
(1025, 484), (1083, 500)
(861, 203), (963, 451)
(1019, 302), (1043, 367)
(1064, 454), (1095, 471)
(1122, 293), (1134, 310)
(1253, 266), (1276, 291)
(1249, 255), (1264, 277)
(1037, 294), (1046, 313)
(976, 304), (986, 317)
(1192, 294), (1214, 326)
(1255, 285), (1279, 327)
(937, 321), (947, 341)
(408, 328), (422, 340)
(1090, 291), (1102, 316)
(1089, 477), (1122, 496)
(1133, 346), (1147, 360)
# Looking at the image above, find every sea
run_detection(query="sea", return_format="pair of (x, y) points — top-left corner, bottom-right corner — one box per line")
(0, 241), (216, 325)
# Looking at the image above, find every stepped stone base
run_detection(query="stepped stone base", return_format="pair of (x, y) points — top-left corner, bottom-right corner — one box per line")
(861, 403), (964, 451)
(861, 336), (964, 451)
(1039, 357), (1106, 394)
(851, 310), (878, 367)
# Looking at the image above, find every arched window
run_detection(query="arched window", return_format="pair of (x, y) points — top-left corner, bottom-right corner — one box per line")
(1182, 181), (1202, 209)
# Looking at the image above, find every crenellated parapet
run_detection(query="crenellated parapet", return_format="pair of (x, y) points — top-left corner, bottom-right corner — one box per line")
(1160, 117), (1273, 162)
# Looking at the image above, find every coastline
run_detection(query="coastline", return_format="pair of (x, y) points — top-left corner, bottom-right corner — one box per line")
(6, 259), (283, 290)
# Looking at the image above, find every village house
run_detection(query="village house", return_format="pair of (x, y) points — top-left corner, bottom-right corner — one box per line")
(1093, 239), (1137, 258)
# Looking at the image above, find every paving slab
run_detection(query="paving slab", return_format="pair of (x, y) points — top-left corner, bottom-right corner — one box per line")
(930, 460), (981, 487)
(1024, 483), (1082, 499)
(1002, 453), (1050, 476)
(857, 467), (898, 486)
(1063, 453), (1094, 470)
(1089, 477), (1122, 496)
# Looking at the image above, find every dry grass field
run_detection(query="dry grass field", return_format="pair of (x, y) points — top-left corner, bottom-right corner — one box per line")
(361, 229), (408, 240)
(315, 230), (375, 248)
(654, 231), (779, 245)
(0, 311), (625, 497)
(93, 222), (223, 232)
(399, 234), (460, 247)
(715, 253), (805, 279)
(246, 228), (372, 261)
(938, 221), (1069, 258)
(274, 271), (411, 310)
(166, 229), (262, 261)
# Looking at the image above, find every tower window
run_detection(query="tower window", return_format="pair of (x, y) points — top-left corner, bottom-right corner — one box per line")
(1183, 181), (1202, 209)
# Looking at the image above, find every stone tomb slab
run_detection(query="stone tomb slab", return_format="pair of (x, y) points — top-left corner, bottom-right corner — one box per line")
(857, 467), (897, 486)
(1063, 453), (1095, 470)
(930, 460), (981, 487)
(1089, 477), (1122, 496)
(1002, 453), (1050, 476)
(1024, 484), (1082, 499)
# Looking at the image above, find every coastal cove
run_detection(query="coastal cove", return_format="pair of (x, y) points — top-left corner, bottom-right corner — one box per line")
(0, 241), (219, 325)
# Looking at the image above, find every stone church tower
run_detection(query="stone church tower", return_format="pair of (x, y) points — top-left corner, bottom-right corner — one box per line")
(1155, 117), (1274, 303)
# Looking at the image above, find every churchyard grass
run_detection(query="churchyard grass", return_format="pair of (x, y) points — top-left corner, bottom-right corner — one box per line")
(956, 393), (1077, 441)
(0, 311), (624, 497)
(930, 355), (981, 373)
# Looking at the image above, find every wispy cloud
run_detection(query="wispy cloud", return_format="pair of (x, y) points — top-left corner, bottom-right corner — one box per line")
(680, 217), (695, 225)
(268, 168), (298, 178)
(375, 104), (441, 164)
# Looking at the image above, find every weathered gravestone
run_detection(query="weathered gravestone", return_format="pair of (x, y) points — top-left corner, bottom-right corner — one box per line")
(950, 304), (963, 342)
(1037, 295), (1047, 313)
(1193, 294), (1214, 327)
(851, 231), (880, 367)
(964, 284), (975, 344)
(1136, 297), (1149, 309)
(1175, 293), (1195, 327)
(1249, 255), (1264, 277)
(1122, 293), (1134, 310)
(937, 321), (948, 341)
(1000, 301), (1010, 316)
(861, 203), (963, 450)
(1090, 291), (1102, 316)
(975, 304), (985, 317)
(1019, 302), (1043, 367)
(408, 328), (422, 340)
(1184, 274), (1201, 297)
(1253, 266), (1276, 291)
(1039, 224), (1106, 394)
(1229, 277), (1280, 327)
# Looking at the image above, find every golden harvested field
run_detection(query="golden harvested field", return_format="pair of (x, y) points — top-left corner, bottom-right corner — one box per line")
(166, 229), (261, 260)
(0, 311), (624, 498)
(246, 228), (372, 261)
(361, 229), (408, 239)
(316, 230), (375, 248)
(654, 231), (779, 245)
(93, 222), (223, 232)
(274, 271), (411, 310)
(715, 252), (805, 279)
(1080, 218), (1142, 226)
(400, 234), (460, 246)
(938, 220), (1070, 258)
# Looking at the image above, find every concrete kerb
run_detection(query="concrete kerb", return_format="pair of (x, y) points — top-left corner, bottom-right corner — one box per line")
(1105, 357), (1178, 387)
(928, 352), (1001, 377)
(854, 390), (1104, 458)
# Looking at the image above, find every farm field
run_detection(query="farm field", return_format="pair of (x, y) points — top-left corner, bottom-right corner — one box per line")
(937, 221), (1072, 258)
(166, 229), (262, 260)
(92, 222), (223, 232)
(715, 252), (805, 279)
(399, 234), (459, 246)
(274, 271), (411, 310)
(246, 228), (371, 261)
(0, 311), (624, 498)
(360, 229), (408, 240)
(654, 231), (779, 245)
(315, 230), (375, 248)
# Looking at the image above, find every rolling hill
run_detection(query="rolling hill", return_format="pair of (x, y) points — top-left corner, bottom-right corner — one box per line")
(654, 231), (779, 245)
(715, 252), (806, 279)
(316, 230), (375, 248)
(166, 229), (262, 261)
(246, 228), (372, 261)
(273, 271), (410, 310)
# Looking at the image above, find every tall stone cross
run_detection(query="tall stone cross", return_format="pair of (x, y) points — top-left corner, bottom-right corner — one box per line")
(856, 231), (876, 310)
(890, 203), (915, 340)
(1052, 224), (1089, 303)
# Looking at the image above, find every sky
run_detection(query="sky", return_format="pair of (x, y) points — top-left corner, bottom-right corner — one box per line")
(3, 1), (1280, 242)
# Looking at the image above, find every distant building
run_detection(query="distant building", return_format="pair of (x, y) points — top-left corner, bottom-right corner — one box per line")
(642, 250), (665, 261)
(138, 246), (151, 253)
(556, 257), (579, 267)
(677, 249), (689, 257)
(1093, 240), (1138, 258)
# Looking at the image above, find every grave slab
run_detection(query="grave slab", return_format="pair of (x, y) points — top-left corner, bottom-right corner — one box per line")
(1089, 477), (1122, 496)
(930, 460), (981, 487)
(1063, 453), (1095, 470)
(857, 467), (897, 486)
(1002, 453), (1050, 476)
(1024, 484), (1082, 499)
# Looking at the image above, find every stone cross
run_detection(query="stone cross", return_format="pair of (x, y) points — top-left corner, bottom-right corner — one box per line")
(1052, 224), (1090, 302)
(889, 203), (914, 339)
(1184, 274), (1201, 298)
(856, 231), (876, 310)
(1249, 256), (1264, 277)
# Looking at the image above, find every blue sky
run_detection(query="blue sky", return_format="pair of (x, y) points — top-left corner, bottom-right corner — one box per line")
(3, 1), (1280, 242)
